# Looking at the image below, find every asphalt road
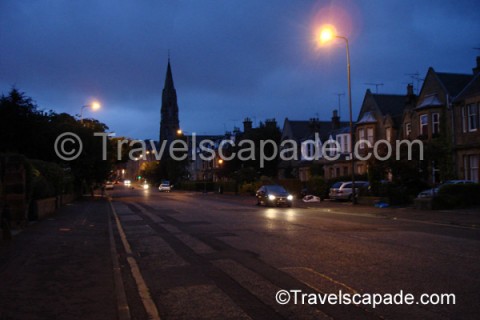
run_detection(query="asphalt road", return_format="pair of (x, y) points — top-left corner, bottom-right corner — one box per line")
(108, 187), (480, 320)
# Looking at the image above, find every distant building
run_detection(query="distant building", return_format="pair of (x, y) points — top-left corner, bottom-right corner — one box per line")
(355, 86), (416, 178)
(278, 113), (347, 181)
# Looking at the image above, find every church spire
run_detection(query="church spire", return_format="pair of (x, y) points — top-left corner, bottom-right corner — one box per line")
(164, 59), (175, 92)
(159, 58), (180, 144)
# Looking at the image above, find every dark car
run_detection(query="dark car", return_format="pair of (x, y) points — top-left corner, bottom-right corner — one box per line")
(256, 185), (294, 207)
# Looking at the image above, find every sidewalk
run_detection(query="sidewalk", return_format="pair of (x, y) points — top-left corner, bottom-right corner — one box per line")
(0, 198), (117, 320)
(191, 191), (480, 229)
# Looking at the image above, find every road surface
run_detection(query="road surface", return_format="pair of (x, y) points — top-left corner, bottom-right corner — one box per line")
(108, 187), (480, 319)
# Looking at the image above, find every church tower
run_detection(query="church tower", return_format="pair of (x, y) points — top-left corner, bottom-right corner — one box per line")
(159, 59), (180, 144)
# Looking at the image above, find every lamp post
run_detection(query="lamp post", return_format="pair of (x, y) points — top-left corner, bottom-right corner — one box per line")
(318, 26), (356, 204)
(80, 101), (101, 124)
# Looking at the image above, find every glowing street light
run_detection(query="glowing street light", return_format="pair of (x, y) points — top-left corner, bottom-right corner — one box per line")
(317, 25), (356, 204)
(80, 101), (101, 123)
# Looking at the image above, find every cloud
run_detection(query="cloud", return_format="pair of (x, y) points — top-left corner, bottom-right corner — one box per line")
(1, 0), (479, 139)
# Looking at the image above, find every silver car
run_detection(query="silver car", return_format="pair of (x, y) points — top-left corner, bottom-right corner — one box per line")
(329, 181), (369, 201)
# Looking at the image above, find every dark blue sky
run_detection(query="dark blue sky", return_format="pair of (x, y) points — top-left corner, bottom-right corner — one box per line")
(1, 0), (479, 140)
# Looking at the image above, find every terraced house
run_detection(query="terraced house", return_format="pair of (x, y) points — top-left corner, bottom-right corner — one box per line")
(402, 59), (477, 183)
(452, 58), (480, 182)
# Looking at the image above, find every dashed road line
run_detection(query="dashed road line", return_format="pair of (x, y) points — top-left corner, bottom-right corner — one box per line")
(109, 200), (161, 320)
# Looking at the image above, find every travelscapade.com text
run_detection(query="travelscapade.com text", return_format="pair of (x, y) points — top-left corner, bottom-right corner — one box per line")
(275, 289), (456, 309)
(54, 132), (424, 165)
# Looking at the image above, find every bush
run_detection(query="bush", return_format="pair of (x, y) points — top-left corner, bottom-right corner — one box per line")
(370, 182), (412, 205)
(433, 184), (480, 209)
(30, 159), (65, 200)
(239, 181), (262, 195)
(306, 176), (328, 199)
(276, 179), (303, 196)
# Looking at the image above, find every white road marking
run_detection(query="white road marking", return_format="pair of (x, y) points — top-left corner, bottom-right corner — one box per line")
(110, 200), (161, 320)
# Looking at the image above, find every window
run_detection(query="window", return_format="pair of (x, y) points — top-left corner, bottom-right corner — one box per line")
(432, 113), (440, 134)
(342, 135), (349, 153)
(359, 129), (365, 148)
(336, 136), (342, 154)
(386, 127), (392, 141)
(464, 154), (479, 183)
(357, 164), (365, 175)
(467, 104), (478, 132)
(420, 114), (428, 136)
(470, 155), (479, 183)
(405, 123), (411, 138)
(367, 128), (374, 145)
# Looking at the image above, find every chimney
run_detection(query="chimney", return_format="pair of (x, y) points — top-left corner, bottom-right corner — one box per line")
(405, 83), (416, 106)
(407, 83), (414, 96)
(331, 110), (340, 130)
(243, 117), (252, 132)
(265, 118), (277, 130)
(473, 56), (480, 75)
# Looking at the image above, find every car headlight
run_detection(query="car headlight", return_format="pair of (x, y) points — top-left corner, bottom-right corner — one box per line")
(268, 194), (276, 201)
(143, 184), (149, 190)
(287, 195), (293, 201)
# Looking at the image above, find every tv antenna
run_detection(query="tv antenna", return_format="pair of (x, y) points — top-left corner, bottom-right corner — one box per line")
(405, 72), (424, 94)
(364, 83), (384, 94)
(334, 92), (345, 118)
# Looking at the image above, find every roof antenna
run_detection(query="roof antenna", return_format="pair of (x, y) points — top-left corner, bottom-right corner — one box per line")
(334, 92), (345, 118)
(364, 83), (384, 94)
(405, 72), (423, 94)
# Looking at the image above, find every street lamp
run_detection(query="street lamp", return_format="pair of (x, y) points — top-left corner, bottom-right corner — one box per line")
(318, 25), (356, 204)
(80, 101), (101, 123)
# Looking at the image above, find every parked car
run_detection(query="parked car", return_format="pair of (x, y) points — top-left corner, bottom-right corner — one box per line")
(417, 180), (475, 198)
(158, 182), (172, 192)
(256, 185), (293, 207)
(328, 181), (369, 201)
(104, 181), (114, 190)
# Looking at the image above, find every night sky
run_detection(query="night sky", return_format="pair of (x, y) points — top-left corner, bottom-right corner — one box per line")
(1, 0), (479, 140)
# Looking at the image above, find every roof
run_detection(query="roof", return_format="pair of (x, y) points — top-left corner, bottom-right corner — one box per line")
(416, 94), (443, 109)
(454, 72), (480, 101)
(357, 111), (377, 124)
(436, 72), (473, 97)
(283, 119), (347, 141)
(371, 93), (406, 117)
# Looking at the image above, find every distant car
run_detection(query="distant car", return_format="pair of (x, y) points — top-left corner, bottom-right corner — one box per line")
(105, 181), (114, 190)
(158, 183), (171, 192)
(328, 181), (369, 201)
(256, 185), (293, 207)
(417, 180), (474, 198)
(124, 179), (131, 186)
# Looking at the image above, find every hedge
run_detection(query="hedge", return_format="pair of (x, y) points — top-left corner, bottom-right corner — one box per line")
(433, 184), (480, 209)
